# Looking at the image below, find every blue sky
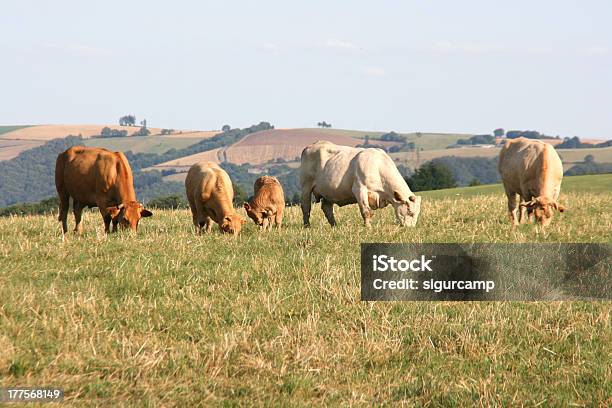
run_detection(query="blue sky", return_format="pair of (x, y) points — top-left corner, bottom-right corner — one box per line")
(1, 0), (611, 138)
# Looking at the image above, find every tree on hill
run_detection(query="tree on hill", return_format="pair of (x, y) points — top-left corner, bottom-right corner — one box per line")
(146, 194), (188, 209)
(119, 115), (136, 126)
(554, 136), (612, 149)
(379, 131), (404, 142)
(430, 156), (500, 186)
(97, 127), (128, 138)
(0, 136), (84, 207)
(406, 162), (456, 191)
(317, 121), (332, 128)
(222, 125), (231, 132)
(493, 128), (505, 137)
(233, 183), (248, 206)
(131, 126), (151, 137)
(456, 134), (495, 145)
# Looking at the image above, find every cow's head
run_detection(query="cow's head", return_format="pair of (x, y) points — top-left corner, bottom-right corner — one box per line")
(393, 192), (422, 227)
(244, 202), (273, 227)
(220, 213), (246, 235)
(106, 201), (153, 231)
(520, 196), (566, 227)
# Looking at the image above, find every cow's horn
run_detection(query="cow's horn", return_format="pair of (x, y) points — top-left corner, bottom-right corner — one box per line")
(117, 203), (125, 209)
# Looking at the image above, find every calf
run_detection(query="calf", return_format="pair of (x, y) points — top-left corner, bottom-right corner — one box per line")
(243, 176), (285, 230)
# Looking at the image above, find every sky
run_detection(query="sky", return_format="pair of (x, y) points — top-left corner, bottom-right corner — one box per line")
(1, 0), (611, 138)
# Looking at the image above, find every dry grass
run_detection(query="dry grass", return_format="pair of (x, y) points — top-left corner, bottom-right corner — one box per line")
(224, 129), (399, 165)
(0, 185), (610, 405)
(149, 148), (222, 171)
(0, 139), (45, 161)
(0, 125), (165, 141)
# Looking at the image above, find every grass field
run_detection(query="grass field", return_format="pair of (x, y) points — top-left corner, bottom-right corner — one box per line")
(321, 129), (473, 151)
(0, 175), (610, 405)
(0, 125), (32, 136)
(84, 135), (210, 155)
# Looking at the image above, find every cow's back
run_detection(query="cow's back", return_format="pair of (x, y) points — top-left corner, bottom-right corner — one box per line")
(300, 141), (363, 200)
(186, 162), (234, 205)
(253, 176), (284, 206)
(56, 146), (124, 204)
(499, 138), (562, 195)
(300, 141), (356, 183)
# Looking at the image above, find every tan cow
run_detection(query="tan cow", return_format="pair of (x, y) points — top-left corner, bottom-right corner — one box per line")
(300, 141), (421, 227)
(185, 162), (246, 235)
(55, 146), (153, 234)
(243, 176), (285, 230)
(498, 137), (566, 226)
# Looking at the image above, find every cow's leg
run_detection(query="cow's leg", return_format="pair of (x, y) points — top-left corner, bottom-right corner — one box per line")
(518, 201), (528, 224)
(505, 191), (520, 226)
(275, 207), (283, 229)
(321, 198), (336, 226)
(73, 201), (85, 234)
(301, 186), (312, 227)
(101, 210), (112, 234)
(203, 216), (213, 233)
(58, 192), (70, 234)
(353, 186), (373, 227)
(187, 194), (200, 233)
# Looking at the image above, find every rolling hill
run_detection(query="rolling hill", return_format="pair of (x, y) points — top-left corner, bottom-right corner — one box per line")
(0, 125), (219, 160)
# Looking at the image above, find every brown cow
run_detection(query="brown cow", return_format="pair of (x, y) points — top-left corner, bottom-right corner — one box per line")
(185, 162), (246, 235)
(55, 146), (153, 234)
(498, 137), (566, 227)
(243, 176), (285, 230)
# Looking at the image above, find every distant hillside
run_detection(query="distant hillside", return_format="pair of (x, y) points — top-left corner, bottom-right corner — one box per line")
(0, 125), (32, 136)
(0, 124), (166, 140)
(223, 128), (398, 165)
(0, 124), (218, 161)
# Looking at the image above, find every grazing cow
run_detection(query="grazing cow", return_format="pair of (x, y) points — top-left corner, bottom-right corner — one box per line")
(185, 162), (246, 235)
(55, 146), (153, 234)
(243, 176), (285, 230)
(300, 141), (421, 227)
(498, 137), (566, 226)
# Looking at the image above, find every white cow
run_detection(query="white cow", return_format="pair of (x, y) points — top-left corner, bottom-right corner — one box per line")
(300, 141), (421, 227)
(498, 137), (566, 226)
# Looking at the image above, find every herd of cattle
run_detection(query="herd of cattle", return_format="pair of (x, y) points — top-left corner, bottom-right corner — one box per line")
(54, 137), (566, 235)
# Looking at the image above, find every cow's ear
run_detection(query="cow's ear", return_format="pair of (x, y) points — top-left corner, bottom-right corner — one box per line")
(393, 191), (403, 202)
(106, 206), (121, 217)
(140, 209), (153, 218)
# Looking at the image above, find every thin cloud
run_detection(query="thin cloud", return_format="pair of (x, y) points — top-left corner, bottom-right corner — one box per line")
(39, 42), (113, 58)
(423, 41), (556, 56)
(318, 39), (360, 51)
(362, 66), (386, 77)
(430, 41), (503, 55)
(262, 42), (280, 52)
(582, 46), (610, 56)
